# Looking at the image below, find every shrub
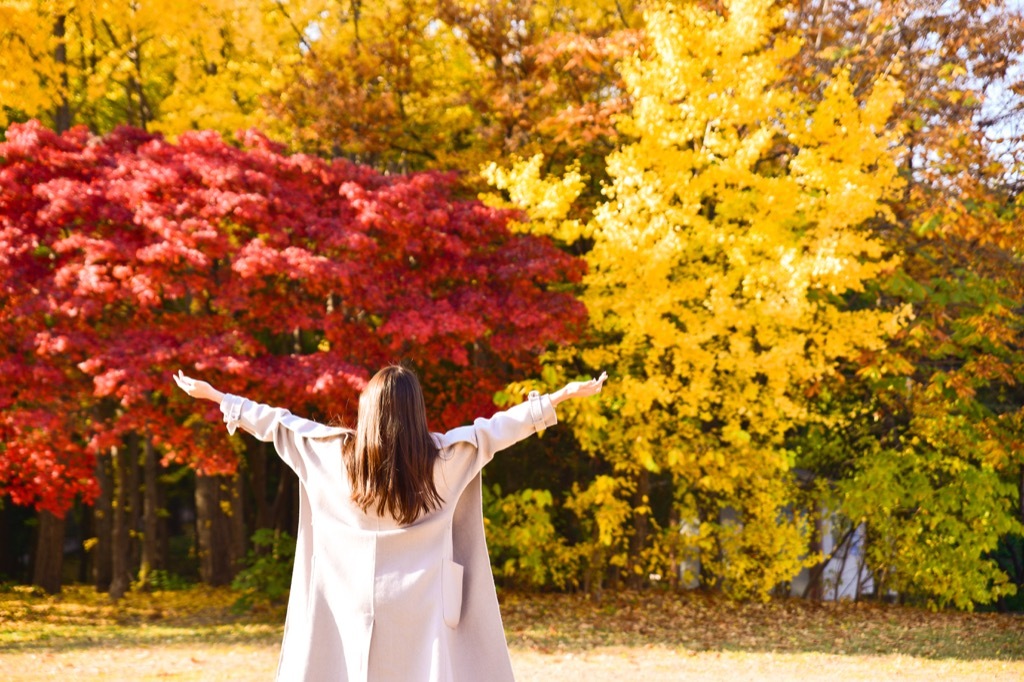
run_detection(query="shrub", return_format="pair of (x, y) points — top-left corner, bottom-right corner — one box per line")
(483, 484), (579, 589)
(231, 528), (296, 612)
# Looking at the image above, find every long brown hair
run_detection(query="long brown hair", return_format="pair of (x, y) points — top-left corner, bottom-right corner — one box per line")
(344, 365), (443, 525)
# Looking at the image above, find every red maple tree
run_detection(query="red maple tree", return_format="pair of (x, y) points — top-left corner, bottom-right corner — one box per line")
(0, 121), (586, 517)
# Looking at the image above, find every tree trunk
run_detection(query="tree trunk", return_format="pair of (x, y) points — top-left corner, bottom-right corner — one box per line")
(32, 510), (65, 594)
(139, 435), (162, 586)
(271, 462), (298, 535)
(195, 474), (217, 584)
(53, 15), (72, 133)
(1019, 469), (1023, 524)
(109, 438), (135, 600)
(667, 504), (680, 591)
(128, 433), (142, 570)
(157, 466), (169, 573)
(230, 470), (247, 566)
(0, 503), (9, 579)
(801, 511), (826, 601)
(77, 501), (92, 583)
(127, 15), (151, 130)
(1014, 471), (1024, 603)
(249, 441), (271, 532)
(195, 473), (246, 585)
(626, 469), (650, 589)
(93, 449), (114, 592)
(0, 502), (27, 581)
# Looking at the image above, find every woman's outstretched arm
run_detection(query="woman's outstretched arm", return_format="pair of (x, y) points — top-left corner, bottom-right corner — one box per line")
(172, 370), (348, 481)
(445, 371), (609, 465)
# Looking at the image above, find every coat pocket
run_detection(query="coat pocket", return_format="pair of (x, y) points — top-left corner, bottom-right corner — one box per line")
(442, 559), (465, 629)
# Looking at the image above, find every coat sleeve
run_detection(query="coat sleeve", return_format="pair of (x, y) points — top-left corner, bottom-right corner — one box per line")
(443, 391), (558, 469)
(220, 394), (347, 482)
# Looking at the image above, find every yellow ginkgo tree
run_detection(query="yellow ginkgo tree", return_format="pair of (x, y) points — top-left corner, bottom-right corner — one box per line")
(0, 0), (312, 135)
(490, 0), (910, 599)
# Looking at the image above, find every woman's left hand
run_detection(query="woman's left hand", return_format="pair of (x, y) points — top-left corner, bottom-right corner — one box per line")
(173, 371), (225, 404)
(550, 371), (608, 406)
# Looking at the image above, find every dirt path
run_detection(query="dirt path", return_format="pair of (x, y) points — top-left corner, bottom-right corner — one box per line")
(511, 647), (1024, 682)
(3, 644), (1023, 681)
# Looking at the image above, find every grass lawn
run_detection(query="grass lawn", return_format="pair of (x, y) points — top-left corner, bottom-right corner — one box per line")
(1, 585), (1022, 681)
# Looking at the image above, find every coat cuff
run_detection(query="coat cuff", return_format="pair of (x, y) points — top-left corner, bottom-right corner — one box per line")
(527, 390), (557, 431)
(220, 394), (245, 435)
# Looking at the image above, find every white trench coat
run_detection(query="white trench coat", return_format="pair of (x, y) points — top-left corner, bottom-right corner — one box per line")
(219, 390), (558, 682)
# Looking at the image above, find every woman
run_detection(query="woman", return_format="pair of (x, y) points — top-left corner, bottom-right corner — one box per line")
(173, 365), (606, 682)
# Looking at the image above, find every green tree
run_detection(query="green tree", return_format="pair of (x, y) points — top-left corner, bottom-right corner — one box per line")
(784, 0), (1024, 609)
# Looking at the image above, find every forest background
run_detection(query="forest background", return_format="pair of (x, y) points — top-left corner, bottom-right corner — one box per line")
(1, 0), (1023, 614)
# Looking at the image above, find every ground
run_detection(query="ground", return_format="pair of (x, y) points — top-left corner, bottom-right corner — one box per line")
(1, 585), (1021, 681)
